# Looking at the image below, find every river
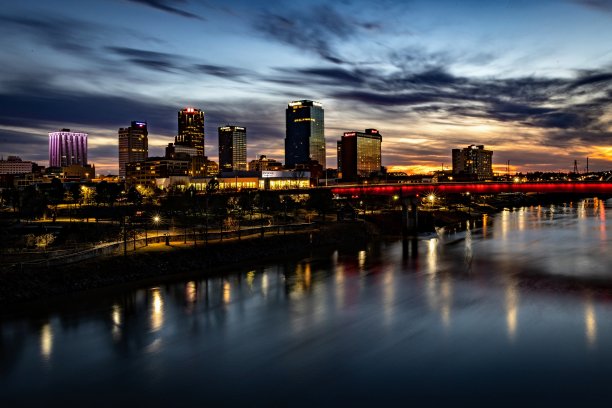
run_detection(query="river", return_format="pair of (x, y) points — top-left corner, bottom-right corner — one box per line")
(1, 198), (611, 406)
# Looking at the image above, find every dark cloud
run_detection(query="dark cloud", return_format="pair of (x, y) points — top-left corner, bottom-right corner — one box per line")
(569, 70), (612, 89)
(126, 0), (204, 20)
(0, 79), (177, 135)
(275, 67), (366, 86)
(254, 5), (362, 64)
(0, 14), (97, 56)
(332, 90), (437, 106)
(192, 64), (250, 80)
(574, 0), (612, 13)
(106, 47), (253, 80)
(106, 46), (181, 72)
(0, 129), (48, 163)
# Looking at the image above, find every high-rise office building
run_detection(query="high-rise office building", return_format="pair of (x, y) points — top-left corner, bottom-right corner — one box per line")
(118, 121), (148, 178)
(176, 107), (205, 157)
(452, 144), (493, 180)
(218, 125), (247, 172)
(285, 100), (325, 168)
(49, 129), (88, 167)
(338, 129), (382, 181)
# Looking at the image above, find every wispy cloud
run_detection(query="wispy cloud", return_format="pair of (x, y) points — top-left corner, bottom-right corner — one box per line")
(125, 0), (204, 20)
(254, 5), (370, 64)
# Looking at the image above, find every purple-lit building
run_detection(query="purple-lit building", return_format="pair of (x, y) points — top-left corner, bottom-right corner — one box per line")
(48, 129), (88, 168)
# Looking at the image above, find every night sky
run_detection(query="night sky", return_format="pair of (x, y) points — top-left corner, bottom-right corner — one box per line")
(1, 0), (611, 174)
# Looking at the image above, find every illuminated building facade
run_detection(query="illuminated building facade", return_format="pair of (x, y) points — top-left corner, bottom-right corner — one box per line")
(176, 108), (205, 157)
(285, 100), (325, 168)
(338, 129), (382, 181)
(218, 125), (247, 172)
(48, 129), (87, 168)
(118, 121), (148, 178)
(248, 155), (283, 172)
(125, 157), (190, 187)
(0, 156), (34, 175)
(452, 144), (493, 180)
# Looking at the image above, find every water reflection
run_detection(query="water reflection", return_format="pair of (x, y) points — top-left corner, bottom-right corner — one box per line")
(39, 323), (53, 362)
(584, 293), (597, 348)
(504, 275), (519, 342)
(150, 287), (164, 332)
(111, 304), (122, 341)
(1, 199), (611, 405)
(223, 281), (231, 304)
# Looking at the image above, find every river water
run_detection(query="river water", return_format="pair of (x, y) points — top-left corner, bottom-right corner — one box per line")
(1, 199), (611, 406)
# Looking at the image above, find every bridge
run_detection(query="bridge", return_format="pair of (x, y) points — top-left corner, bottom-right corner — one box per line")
(330, 181), (612, 197)
(330, 182), (612, 237)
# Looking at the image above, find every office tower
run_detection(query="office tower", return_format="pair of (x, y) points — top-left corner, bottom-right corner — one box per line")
(48, 129), (88, 168)
(218, 125), (247, 172)
(285, 100), (325, 168)
(118, 121), (148, 178)
(176, 107), (205, 157)
(339, 129), (382, 181)
(452, 144), (493, 180)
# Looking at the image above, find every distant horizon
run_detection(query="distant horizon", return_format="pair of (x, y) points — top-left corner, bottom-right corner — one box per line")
(1, 0), (611, 174)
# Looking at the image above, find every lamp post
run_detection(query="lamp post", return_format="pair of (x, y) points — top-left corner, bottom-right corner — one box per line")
(428, 194), (436, 209)
(153, 215), (161, 241)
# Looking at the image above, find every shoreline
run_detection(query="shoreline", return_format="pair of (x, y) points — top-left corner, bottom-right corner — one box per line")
(1, 196), (603, 310)
(0, 222), (376, 309)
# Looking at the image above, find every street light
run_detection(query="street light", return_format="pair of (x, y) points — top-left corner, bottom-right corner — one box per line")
(428, 194), (436, 208)
(153, 215), (161, 238)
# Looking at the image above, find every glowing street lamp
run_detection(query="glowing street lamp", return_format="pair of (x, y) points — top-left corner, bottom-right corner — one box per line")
(428, 194), (436, 208)
(153, 215), (161, 238)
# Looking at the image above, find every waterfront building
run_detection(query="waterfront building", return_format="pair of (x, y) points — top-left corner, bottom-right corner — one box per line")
(218, 125), (247, 172)
(285, 100), (325, 168)
(248, 155), (283, 172)
(452, 144), (493, 180)
(176, 107), (205, 157)
(0, 156), (34, 175)
(338, 129), (382, 181)
(188, 170), (310, 192)
(118, 121), (148, 178)
(48, 129), (87, 168)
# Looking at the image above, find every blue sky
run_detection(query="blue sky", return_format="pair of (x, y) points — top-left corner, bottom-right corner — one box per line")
(1, 0), (611, 174)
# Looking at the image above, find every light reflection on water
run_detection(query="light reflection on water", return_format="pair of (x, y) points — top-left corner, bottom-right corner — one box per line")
(2, 201), (612, 405)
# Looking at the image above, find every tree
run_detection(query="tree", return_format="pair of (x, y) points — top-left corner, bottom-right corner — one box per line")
(19, 186), (47, 220)
(127, 186), (142, 205)
(307, 189), (334, 223)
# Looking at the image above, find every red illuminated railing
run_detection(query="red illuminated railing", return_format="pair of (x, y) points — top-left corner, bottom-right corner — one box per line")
(330, 182), (612, 196)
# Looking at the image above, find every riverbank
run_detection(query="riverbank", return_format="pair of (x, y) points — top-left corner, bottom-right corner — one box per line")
(0, 221), (376, 307)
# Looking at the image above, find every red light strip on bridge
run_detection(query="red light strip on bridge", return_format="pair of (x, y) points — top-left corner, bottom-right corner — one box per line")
(331, 182), (612, 196)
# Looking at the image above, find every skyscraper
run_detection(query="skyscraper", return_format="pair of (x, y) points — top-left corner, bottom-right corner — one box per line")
(285, 100), (325, 168)
(176, 107), (205, 157)
(48, 129), (88, 168)
(218, 125), (247, 172)
(338, 129), (382, 181)
(118, 121), (148, 178)
(452, 144), (493, 180)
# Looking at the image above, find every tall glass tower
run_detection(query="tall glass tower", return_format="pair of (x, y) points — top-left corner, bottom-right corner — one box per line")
(285, 100), (325, 168)
(176, 107), (205, 157)
(48, 129), (88, 168)
(218, 125), (247, 172)
(339, 129), (382, 181)
(118, 121), (148, 178)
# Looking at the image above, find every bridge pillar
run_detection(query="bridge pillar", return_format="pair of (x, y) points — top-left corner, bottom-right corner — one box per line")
(401, 196), (419, 237)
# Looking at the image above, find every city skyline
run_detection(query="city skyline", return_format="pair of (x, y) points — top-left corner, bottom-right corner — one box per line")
(1, 0), (611, 174)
